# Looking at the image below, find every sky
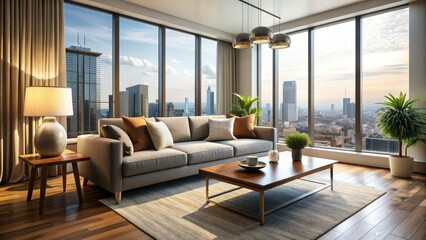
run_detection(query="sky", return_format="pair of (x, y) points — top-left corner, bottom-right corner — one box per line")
(64, 3), (217, 107)
(65, 3), (409, 112)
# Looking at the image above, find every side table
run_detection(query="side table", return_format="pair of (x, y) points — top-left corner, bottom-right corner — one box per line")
(19, 149), (90, 215)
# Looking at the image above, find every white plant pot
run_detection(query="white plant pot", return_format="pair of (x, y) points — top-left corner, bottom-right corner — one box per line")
(389, 155), (414, 178)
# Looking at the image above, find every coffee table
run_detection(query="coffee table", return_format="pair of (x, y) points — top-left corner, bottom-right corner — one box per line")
(199, 152), (337, 225)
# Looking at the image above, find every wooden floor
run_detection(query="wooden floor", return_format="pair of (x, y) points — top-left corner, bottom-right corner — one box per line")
(0, 163), (425, 240)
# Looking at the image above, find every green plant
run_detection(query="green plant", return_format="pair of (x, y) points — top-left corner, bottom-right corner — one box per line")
(285, 133), (311, 149)
(229, 93), (261, 120)
(376, 92), (426, 158)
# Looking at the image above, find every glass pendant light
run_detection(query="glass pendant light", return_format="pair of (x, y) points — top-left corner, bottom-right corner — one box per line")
(250, 0), (272, 44)
(233, 2), (252, 49)
(269, 0), (291, 49)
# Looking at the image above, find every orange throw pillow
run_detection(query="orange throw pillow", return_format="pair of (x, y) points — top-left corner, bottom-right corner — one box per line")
(122, 116), (154, 151)
(232, 114), (257, 138)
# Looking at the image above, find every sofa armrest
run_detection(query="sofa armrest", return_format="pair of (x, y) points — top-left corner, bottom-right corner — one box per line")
(77, 134), (123, 193)
(254, 126), (277, 150)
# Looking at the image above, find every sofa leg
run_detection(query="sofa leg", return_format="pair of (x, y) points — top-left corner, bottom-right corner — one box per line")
(115, 192), (122, 204)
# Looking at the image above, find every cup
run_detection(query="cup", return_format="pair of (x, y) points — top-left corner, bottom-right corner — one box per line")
(246, 156), (258, 166)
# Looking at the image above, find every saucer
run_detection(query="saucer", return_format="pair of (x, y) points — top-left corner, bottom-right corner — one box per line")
(238, 160), (266, 171)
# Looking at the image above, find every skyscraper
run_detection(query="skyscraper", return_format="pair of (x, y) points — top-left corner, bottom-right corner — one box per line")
(127, 84), (148, 117)
(66, 46), (101, 138)
(343, 97), (350, 116)
(184, 97), (189, 116)
(207, 86), (215, 115)
(282, 81), (297, 122)
(167, 102), (174, 117)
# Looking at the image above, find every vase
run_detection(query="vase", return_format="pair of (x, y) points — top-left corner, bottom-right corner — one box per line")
(291, 148), (302, 161)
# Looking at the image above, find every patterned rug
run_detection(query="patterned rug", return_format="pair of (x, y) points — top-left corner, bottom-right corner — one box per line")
(100, 175), (384, 240)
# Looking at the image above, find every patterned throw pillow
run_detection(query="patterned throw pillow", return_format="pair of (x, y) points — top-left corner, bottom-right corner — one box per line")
(146, 121), (174, 150)
(204, 118), (237, 141)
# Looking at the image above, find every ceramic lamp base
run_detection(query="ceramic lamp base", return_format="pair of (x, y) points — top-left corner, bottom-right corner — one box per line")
(35, 117), (67, 157)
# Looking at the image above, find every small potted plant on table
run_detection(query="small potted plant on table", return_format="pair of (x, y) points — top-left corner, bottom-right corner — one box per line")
(285, 133), (311, 161)
(376, 92), (426, 178)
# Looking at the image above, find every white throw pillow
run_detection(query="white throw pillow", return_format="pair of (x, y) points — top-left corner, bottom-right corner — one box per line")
(146, 121), (174, 150)
(204, 118), (237, 141)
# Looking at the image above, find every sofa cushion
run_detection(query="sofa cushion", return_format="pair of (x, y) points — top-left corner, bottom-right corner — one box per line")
(188, 115), (226, 141)
(122, 116), (154, 151)
(147, 121), (174, 150)
(122, 148), (187, 177)
(98, 117), (155, 137)
(217, 139), (273, 157)
(205, 118), (237, 141)
(155, 117), (191, 143)
(171, 141), (233, 165)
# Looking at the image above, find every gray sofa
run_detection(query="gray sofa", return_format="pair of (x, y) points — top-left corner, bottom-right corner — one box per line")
(77, 115), (277, 204)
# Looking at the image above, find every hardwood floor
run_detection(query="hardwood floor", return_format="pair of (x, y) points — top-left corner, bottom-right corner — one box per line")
(0, 163), (424, 240)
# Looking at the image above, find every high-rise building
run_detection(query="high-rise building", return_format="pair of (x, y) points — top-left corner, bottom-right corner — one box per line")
(127, 84), (148, 117)
(282, 81), (297, 122)
(66, 46), (101, 138)
(331, 104), (335, 112)
(343, 97), (350, 116)
(149, 100), (159, 117)
(206, 86), (215, 115)
(167, 102), (174, 117)
(184, 97), (189, 115)
(348, 102), (356, 118)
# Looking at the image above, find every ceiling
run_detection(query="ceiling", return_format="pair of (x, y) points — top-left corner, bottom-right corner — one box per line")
(122, 0), (367, 34)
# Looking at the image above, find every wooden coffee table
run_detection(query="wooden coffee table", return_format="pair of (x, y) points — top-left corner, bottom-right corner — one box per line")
(199, 152), (337, 225)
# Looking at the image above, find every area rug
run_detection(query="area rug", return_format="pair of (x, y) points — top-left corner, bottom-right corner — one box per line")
(100, 176), (384, 240)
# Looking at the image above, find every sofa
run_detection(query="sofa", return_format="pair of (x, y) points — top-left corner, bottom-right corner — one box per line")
(77, 115), (277, 204)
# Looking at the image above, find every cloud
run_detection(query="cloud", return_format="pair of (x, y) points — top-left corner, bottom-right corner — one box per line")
(166, 65), (177, 75)
(202, 64), (216, 78)
(102, 55), (157, 72)
(183, 70), (193, 77)
(170, 58), (181, 64)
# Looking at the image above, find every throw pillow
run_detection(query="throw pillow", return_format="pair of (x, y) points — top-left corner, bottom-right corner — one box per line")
(122, 116), (154, 151)
(204, 118), (237, 141)
(231, 114), (257, 138)
(101, 125), (134, 156)
(146, 121), (174, 150)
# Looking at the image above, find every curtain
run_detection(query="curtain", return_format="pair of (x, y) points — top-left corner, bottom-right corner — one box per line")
(0, 0), (65, 184)
(217, 40), (237, 115)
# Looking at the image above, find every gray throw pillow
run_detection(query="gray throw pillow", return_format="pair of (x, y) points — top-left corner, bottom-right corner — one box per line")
(146, 121), (174, 150)
(101, 125), (134, 156)
(204, 118), (237, 141)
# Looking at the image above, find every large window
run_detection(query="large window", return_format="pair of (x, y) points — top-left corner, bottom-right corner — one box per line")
(259, 45), (273, 126)
(314, 20), (356, 150)
(165, 29), (196, 116)
(278, 31), (309, 141)
(64, 3), (112, 137)
(119, 17), (159, 118)
(361, 8), (409, 153)
(201, 38), (218, 115)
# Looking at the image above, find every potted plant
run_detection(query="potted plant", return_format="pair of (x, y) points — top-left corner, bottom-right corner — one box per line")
(285, 133), (311, 161)
(376, 92), (426, 178)
(229, 93), (261, 120)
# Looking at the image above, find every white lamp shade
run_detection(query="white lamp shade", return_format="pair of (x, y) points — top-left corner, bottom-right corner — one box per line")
(24, 87), (73, 117)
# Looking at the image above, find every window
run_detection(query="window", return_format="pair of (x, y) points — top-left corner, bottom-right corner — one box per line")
(259, 45), (273, 126)
(361, 8), (409, 153)
(64, 3), (112, 138)
(118, 17), (159, 118)
(201, 38), (218, 115)
(278, 31), (309, 141)
(313, 20), (356, 150)
(165, 29), (196, 117)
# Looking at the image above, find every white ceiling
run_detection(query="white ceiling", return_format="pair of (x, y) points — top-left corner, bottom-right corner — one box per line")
(123, 0), (366, 34)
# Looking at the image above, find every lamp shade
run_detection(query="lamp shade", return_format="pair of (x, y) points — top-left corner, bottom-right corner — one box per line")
(24, 87), (73, 117)
(233, 33), (253, 49)
(250, 26), (273, 44)
(269, 33), (291, 49)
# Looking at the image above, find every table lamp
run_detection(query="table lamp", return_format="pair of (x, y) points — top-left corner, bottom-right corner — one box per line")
(24, 86), (73, 157)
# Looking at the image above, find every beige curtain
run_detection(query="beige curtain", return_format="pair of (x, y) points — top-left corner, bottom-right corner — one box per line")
(217, 40), (237, 115)
(0, 0), (65, 184)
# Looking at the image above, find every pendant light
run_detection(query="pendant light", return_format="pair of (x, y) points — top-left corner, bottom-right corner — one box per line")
(269, 0), (291, 49)
(250, 0), (272, 44)
(233, 2), (252, 49)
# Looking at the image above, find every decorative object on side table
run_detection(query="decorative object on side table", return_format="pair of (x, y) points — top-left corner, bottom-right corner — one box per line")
(376, 92), (426, 178)
(285, 133), (311, 161)
(268, 150), (280, 163)
(24, 87), (73, 157)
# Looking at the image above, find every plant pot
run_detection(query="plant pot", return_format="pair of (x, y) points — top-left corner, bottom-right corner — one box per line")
(292, 149), (302, 161)
(389, 155), (414, 178)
